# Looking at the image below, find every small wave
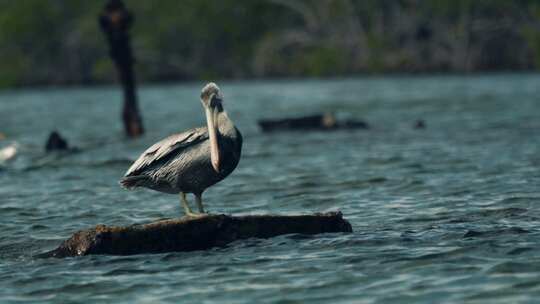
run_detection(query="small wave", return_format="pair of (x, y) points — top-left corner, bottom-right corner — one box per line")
(103, 268), (159, 276)
(482, 207), (528, 217)
(488, 261), (540, 274)
(365, 156), (404, 165)
(450, 207), (529, 224)
(398, 215), (451, 223)
(507, 247), (533, 255)
(331, 177), (388, 189)
(498, 196), (540, 204)
(463, 226), (529, 238)
(84, 158), (134, 167)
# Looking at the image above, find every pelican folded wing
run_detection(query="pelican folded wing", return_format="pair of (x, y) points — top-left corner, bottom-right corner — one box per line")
(125, 127), (208, 177)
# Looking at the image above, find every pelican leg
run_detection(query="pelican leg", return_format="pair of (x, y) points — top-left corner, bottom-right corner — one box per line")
(180, 192), (195, 216)
(195, 194), (206, 213)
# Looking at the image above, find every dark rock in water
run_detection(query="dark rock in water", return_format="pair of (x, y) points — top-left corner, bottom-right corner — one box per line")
(44, 131), (80, 154)
(39, 212), (352, 257)
(258, 113), (369, 132)
(414, 120), (426, 129)
(45, 131), (69, 152)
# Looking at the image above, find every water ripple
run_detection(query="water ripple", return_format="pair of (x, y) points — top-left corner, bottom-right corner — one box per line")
(1, 76), (540, 303)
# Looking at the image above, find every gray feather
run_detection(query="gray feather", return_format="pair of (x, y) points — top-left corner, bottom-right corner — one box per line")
(125, 127), (208, 177)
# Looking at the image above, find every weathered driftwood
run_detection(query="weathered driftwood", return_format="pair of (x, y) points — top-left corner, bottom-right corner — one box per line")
(41, 212), (352, 258)
(258, 113), (369, 133)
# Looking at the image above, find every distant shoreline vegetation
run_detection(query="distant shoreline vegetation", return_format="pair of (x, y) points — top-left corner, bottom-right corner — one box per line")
(1, 1), (540, 88)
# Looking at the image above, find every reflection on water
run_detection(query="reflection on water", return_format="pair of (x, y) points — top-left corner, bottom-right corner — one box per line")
(1, 74), (540, 303)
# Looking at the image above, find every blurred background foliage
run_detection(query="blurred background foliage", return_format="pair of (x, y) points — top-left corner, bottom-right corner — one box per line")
(1, 0), (540, 87)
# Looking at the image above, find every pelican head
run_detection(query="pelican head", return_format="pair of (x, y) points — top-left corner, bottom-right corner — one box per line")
(200, 82), (223, 173)
(200, 82), (223, 107)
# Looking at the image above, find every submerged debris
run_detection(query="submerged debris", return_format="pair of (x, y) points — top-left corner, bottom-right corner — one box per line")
(45, 131), (69, 152)
(258, 113), (369, 133)
(414, 120), (426, 129)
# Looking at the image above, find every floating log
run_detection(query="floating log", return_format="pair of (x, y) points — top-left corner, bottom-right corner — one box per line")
(40, 212), (352, 258)
(258, 113), (369, 133)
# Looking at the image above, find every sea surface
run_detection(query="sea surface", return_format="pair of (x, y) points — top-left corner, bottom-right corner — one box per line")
(1, 74), (540, 303)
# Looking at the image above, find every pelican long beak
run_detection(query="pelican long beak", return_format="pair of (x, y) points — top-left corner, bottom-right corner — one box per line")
(205, 106), (220, 172)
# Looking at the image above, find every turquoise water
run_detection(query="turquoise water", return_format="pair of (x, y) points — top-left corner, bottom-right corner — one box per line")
(1, 74), (540, 303)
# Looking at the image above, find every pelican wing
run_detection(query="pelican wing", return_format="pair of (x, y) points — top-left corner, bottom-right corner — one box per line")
(125, 127), (208, 176)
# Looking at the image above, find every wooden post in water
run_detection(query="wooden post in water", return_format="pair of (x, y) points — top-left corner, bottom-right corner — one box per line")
(99, 0), (144, 137)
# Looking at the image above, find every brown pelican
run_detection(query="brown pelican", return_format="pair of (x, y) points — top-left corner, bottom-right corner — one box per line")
(120, 83), (242, 216)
